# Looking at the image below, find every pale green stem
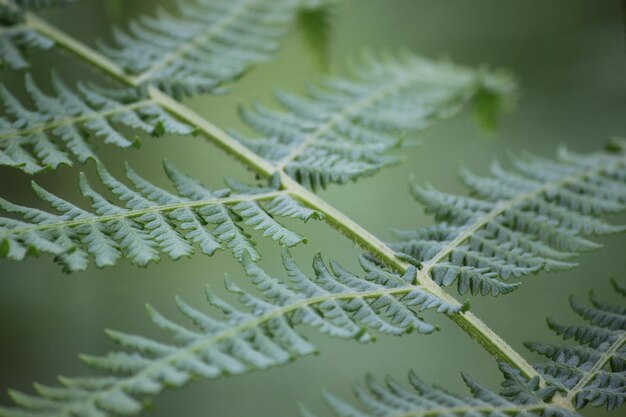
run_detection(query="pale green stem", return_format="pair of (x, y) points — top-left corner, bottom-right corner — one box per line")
(24, 14), (139, 86)
(22, 11), (546, 384)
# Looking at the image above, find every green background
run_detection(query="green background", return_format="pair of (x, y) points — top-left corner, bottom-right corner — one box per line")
(1, 1), (625, 416)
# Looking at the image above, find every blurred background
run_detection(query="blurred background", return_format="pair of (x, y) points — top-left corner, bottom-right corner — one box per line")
(1, 1), (625, 416)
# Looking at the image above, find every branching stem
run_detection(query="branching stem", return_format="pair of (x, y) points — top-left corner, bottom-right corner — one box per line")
(564, 332), (626, 405)
(23, 11), (546, 385)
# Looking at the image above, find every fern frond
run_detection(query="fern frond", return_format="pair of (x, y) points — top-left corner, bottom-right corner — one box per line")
(0, 25), (51, 69)
(0, 74), (192, 173)
(0, 162), (319, 272)
(526, 282), (626, 411)
(233, 50), (516, 190)
(390, 148), (626, 296)
(100, 0), (297, 97)
(0, 250), (462, 417)
(0, 0), (76, 69)
(300, 362), (577, 417)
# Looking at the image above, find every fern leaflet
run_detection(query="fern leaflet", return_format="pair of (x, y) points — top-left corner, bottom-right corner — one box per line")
(390, 148), (626, 296)
(527, 279), (626, 411)
(100, 0), (297, 97)
(0, 52), (514, 176)
(0, 0), (76, 69)
(304, 280), (626, 416)
(233, 50), (516, 190)
(0, 251), (461, 417)
(0, 162), (319, 272)
(0, 74), (192, 173)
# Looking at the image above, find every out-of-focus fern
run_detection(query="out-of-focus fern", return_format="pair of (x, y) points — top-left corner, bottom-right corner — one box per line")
(0, 251), (461, 417)
(0, 162), (319, 272)
(296, 1), (338, 68)
(527, 279), (626, 411)
(0, 0), (76, 69)
(100, 0), (298, 98)
(390, 148), (626, 296)
(0, 74), (192, 173)
(234, 50), (515, 190)
(300, 363), (578, 417)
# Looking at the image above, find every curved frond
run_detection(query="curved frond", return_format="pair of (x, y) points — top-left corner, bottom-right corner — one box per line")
(390, 148), (626, 296)
(0, 162), (319, 272)
(526, 281), (626, 411)
(233, 50), (515, 190)
(101, 0), (298, 97)
(0, 251), (462, 417)
(300, 363), (577, 417)
(0, 0), (76, 69)
(0, 74), (192, 173)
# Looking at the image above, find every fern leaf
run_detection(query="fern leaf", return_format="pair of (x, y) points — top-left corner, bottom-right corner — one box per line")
(0, 0), (76, 69)
(526, 282), (626, 411)
(390, 147), (626, 296)
(0, 26), (51, 70)
(0, 74), (192, 174)
(301, 362), (578, 417)
(233, 50), (516, 190)
(100, 0), (298, 98)
(0, 162), (318, 272)
(0, 250), (462, 417)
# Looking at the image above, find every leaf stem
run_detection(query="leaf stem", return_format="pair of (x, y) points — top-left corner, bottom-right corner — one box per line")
(24, 12), (541, 381)
(564, 332), (626, 405)
(24, 14), (139, 87)
(282, 172), (540, 379)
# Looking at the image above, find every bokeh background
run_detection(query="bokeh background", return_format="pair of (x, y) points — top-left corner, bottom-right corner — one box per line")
(1, 1), (625, 416)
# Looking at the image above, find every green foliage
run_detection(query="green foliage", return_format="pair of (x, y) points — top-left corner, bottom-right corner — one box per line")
(0, 0), (75, 69)
(0, 74), (192, 173)
(234, 50), (516, 190)
(390, 148), (626, 296)
(0, 52), (514, 176)
(0, 26), (51, 69)
(304, 281), (626, 416)
(0, 162), (319, 272)
(0, 251), (460, 417)
(296, 5), (333, 68)
(527, 279), (626, 411)
(1, 3), (624, 417)
(100, 0), (298, 97)
(0, 0), (75, 25)
(470, 71), (516, 133)
(301, 363), (577, 417)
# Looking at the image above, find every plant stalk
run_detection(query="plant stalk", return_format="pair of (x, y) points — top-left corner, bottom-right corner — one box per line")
(24, 11), (542, 382)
